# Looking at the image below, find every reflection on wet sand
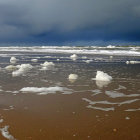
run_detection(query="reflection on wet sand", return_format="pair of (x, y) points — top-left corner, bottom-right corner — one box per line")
(96, 80), (111, 88)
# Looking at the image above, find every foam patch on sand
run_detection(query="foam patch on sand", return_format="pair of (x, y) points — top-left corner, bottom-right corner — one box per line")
(118, 99), (140, 106)
(82, 98), (117, 105)
(115, 85), (127, 90)
(125, 108), (140, 111)
(82, 98), (140, 111)
(41, 61), (55, 67)
(105, 91), (140, 98)
(83, 98), (140, 106)
(3, 105), (14, 111)
(87, 105), (115, 111)
(68, 74), (78, 80)
(0, 125), (16, 140)
(105, 91), (125, 98)
(20, 86), (73, 95)
(12, 64), (33, 77)
(92, 71), (112, 82)
(5, 65), (18, 71)
(91, 89), (102, 96)
(83, 98), (115, 111)
(68, 74), (78, 83)
(0, 119), (3, 123)
(0, 86), (3, 92)
(40, 61), (55, 70)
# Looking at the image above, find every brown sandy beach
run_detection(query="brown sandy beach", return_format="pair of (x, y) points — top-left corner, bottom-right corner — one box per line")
(0, 93), (140, 140)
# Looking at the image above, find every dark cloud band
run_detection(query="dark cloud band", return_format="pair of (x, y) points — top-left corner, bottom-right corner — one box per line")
(0, 0), (140, 44)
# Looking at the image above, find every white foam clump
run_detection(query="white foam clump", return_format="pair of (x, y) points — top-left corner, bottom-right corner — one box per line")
(126, 61), (140, 64)
(10, 57), (17, 64)
(70, 54), (78, 60)
(0, 125), (16, 140)
(68, 74), (78, 80)
(125, 117), (130, 120)
(5, 65), (17, 71)
(0, 119), (3, 123)
(12, 64), (33, 77)
(31, 59), (38, 62)
(20, 86), (73, 95)
(40, 61), (55, 70)
(94, 71), (112, 81)
(85, 60), (93, 63)
(68, 74), (78, 83)
(41, 61), (55, 67)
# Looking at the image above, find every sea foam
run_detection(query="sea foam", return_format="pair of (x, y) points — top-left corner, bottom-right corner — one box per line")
(40, 61), (55, 70)
(68, 74), (78, 80)
(5, 65), (17, 71)
(20, 86), (73, 95)
(93, 71), (112, 81)
(126, 61), (140, 64)
(105, 91), (140, 98)
(87, 105), (115, 111)
(10, 57), (17, 64)
(0, 126), (16, 140)
(70, 54), (78, 60)
(41, 61), (55, 67)
(83, 98), (139, 107)
(12, 64), (33, 77)
(68, 74), (78, 83)
(125, 108), (140, 111)
(31, 59), (38, 62)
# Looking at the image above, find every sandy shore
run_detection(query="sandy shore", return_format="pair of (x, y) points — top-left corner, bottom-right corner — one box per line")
(0, 93), (140, 140)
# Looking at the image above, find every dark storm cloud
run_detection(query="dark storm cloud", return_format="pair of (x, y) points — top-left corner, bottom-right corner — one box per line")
(0, 0), (140, 44)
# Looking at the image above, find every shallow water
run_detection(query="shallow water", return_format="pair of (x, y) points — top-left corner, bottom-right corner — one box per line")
(0, 46), (140, 140)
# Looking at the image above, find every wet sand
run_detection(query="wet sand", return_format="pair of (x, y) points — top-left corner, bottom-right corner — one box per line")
(0, 93), (140, 140)
(0, 51), (140, 140)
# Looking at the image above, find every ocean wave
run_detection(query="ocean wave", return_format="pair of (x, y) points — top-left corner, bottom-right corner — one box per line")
(0, 46), (140, 56)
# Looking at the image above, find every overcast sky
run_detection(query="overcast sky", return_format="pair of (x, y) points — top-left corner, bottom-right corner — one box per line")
(0, 0), (140, 45)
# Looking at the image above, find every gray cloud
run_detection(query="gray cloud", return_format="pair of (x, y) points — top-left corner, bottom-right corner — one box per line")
(0, 0), (140, 43)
